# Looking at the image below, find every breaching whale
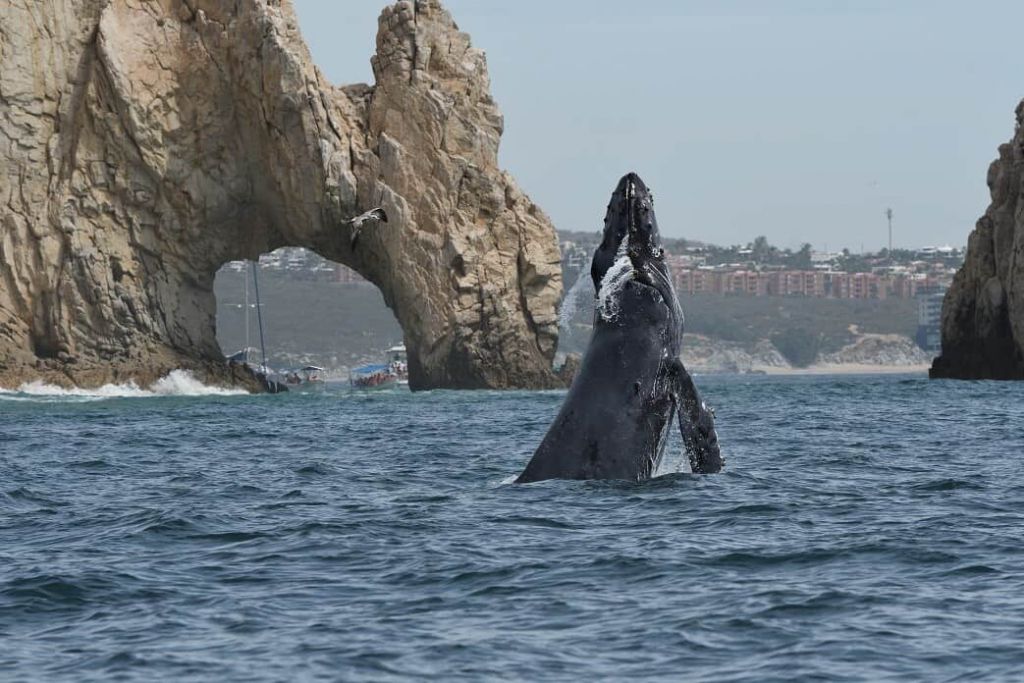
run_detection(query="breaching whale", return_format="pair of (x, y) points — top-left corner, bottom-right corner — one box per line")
(516, 172), (722, 483)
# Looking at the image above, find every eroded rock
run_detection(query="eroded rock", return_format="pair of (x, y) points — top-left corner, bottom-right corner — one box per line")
(0, 0), (562, 390)
(930, 99), (1024, 380)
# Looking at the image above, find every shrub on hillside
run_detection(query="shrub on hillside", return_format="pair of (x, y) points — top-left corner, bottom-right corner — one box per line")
(771, 327), (822, 367)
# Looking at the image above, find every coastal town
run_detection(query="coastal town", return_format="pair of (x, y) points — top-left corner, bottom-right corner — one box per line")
(560, 233), (961, 354)
(230, 233), (964, 301)
(222, 231), (962, 366)
(559, 234), (962, 300)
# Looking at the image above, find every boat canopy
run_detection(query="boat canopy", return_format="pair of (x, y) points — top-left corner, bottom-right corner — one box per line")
(300, 366), (325, 372)
(352, 363), (389, 374)
(386, 345), (407, 363)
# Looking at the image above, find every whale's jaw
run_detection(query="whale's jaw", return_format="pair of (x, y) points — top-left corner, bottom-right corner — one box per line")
(591, 172), (676, 325)
(591, 172), (663, 289)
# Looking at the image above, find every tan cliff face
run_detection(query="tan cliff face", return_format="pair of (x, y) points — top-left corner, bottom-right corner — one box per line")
(931, 99), (1024, 380)
(0, 0), (562, 389)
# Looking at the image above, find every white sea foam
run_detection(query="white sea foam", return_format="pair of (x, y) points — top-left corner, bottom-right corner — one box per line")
(0, 370), (248, 401)
(14, 379), (151, 399)
(147, 370), (248, 396)
(596, 252), (634, 322)
(495, 473), (520, 487)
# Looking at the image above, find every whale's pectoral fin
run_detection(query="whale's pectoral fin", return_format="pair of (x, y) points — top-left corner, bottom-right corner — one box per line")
(670, 360), (723, 473)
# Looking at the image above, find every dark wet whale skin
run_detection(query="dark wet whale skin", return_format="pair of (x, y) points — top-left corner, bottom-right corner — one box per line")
(517, 173), (722, 483)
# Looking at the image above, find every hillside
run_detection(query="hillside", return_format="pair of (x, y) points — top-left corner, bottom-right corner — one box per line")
(559, 271), (918, 361)
(216, 266), (927, 374)
(0, 0), (560, 391)
(215, 270), (402, 373)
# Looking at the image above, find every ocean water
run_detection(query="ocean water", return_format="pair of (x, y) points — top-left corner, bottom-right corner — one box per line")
(2, 373), (1024, 681)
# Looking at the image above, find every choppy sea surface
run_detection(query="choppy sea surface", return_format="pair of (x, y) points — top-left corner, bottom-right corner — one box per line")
(2, 372), (1024, 681)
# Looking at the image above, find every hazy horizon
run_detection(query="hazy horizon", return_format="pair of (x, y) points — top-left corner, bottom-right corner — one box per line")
(293, 0), (1022, 251)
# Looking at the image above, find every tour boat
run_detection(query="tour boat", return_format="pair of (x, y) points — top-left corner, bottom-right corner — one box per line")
(349, 363), (399, 389)
(279, 365), (327, 392)
(350, 344), (409, 389)
(385, 344), (409, 386)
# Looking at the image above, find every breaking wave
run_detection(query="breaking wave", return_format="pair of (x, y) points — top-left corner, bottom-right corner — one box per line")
(0, 370), (248, 401)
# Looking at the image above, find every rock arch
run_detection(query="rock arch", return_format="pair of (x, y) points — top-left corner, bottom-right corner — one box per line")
(0, 0), (562, 389)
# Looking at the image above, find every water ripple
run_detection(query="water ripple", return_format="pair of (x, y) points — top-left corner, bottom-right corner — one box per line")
(2, 375), (1024, 680)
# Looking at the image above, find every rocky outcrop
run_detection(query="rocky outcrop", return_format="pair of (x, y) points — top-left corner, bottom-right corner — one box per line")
(0, 0), (561, 389)
(681, 335), (789, 374)
(931, 100), (1024, 380)
(556, 352), (581, 386)
(681, 333), (929, 374)
(821, 334), (930, 366)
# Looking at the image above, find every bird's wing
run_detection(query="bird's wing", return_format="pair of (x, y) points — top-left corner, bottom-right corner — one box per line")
(350, 207), (388, 225)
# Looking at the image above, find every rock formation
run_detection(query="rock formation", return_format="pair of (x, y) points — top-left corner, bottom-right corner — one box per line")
(555, 353), (581, 386)
(821, 334), (930, 367)
(931, 100), (1024, 380)
(0, 0), (562, 389)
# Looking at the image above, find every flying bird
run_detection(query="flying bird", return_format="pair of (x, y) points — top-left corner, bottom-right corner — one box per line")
(347, 207), (388, 248)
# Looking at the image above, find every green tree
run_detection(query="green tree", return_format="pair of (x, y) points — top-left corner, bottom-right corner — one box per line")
(786, 243), (813, 269)
(799, 243), (813, 267)
(771, 327), (822, 367)
(752, 235), (770, 263)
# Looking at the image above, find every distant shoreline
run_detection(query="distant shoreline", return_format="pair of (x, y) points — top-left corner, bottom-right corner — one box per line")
(751, 363), (929, 376)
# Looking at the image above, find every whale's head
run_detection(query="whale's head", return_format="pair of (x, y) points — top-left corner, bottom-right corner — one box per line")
(591, 172), (661, 287)
(591, 173), (678, 328)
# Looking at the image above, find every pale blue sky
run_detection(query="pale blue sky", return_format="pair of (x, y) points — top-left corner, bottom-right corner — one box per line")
(293, 0), (1022, 250)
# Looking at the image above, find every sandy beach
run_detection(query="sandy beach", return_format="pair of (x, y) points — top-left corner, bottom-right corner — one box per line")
(757, 363), (931, 376)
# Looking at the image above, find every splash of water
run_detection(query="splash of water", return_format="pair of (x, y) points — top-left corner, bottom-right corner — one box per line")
(148, 370), (249, 396)
(559, 272), (594, 331)
(596, 253), (634, 322)
(1, 370), (248, 401)
(11, 380), (151, 399)
(595, 230), (636, 323)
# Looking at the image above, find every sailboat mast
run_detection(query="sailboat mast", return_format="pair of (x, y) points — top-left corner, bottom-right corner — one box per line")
(252, 260), (270, 388)
(244, 264), (250, 361)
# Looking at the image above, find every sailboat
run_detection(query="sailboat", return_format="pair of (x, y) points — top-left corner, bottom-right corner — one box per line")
(224, 260), (287, 392)
(279, 365), (328, 392)
(226, 261), (259, 368)
(225, 260), (328, 392)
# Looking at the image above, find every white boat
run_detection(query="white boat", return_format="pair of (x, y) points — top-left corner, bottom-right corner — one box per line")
(278, 365), (327, 392)
(349, 344), (409, 389)
(226, 347), (262, 367)
(221, 263), (289, 394)
(349, 363), (398, 389)
(385, 345), (409, 386)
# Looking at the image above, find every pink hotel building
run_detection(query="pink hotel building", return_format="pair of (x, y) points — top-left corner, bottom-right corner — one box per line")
(669, 262), (937, 300)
